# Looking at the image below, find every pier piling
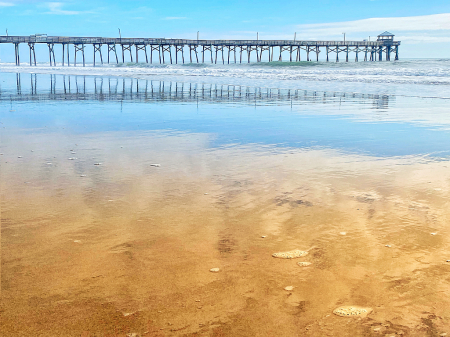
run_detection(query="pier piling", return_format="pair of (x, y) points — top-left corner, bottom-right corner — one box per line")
(1, 34), (400, 66)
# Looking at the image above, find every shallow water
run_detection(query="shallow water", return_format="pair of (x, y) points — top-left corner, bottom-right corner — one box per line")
(2, 58), (450, 98)
(1, 65), (450, 336)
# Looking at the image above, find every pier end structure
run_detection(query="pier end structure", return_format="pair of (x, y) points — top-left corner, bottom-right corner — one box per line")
(0, 33), (400, 66)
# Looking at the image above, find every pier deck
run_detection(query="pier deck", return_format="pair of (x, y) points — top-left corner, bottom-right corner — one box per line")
(0, 35), (400, 66)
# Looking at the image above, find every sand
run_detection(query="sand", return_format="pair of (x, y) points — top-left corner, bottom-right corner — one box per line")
(2, 130), (450, 336)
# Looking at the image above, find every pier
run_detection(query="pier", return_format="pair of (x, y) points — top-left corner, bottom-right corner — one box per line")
(0, 32), (400, 66)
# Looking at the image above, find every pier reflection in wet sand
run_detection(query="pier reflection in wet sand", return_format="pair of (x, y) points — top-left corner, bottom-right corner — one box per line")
(5, 73), (391, 109)
(1, 72), (450, 336)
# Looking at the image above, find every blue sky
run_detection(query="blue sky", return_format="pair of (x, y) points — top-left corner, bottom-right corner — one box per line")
(1, 0), (450, 58)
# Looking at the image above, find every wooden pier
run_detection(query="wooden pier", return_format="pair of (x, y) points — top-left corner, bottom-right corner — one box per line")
(0, 32), (400, 66)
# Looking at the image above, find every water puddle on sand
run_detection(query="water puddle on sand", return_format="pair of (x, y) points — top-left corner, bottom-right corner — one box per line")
(1, 73), (450, 336)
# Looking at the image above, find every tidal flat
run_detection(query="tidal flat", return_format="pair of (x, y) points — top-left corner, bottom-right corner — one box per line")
(1, 67), (450, 336)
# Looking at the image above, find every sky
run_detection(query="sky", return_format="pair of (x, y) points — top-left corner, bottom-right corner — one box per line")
(1, 0), (450, 59)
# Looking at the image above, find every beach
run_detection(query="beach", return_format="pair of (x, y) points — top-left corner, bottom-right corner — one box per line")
(1, 61), (450, 336)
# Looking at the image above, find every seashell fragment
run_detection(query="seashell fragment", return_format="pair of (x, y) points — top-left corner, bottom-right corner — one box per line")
(210, 268), (220, 272)
(297, 262), (312, 267)
(272, 250), (308, 259)
(284, 286), (294, 291)
(431, 233), (437, 235)
(385, 245), (391, 248)
(150, 164), (160, 167)
(333, 306), (372, 318)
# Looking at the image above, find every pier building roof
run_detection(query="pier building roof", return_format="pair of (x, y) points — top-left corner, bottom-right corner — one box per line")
(377, 31), (395, 43)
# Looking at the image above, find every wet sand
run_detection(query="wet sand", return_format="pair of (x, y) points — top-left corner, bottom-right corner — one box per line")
(2, 129), (450, 336)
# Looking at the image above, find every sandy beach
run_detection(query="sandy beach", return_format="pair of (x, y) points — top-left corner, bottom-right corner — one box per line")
(1, 66), (450, 336)
(2, 127), (450, 336)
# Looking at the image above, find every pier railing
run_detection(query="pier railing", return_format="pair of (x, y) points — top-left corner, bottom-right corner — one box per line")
(0, 35), (396, 47)
(0, 35), (400, 66)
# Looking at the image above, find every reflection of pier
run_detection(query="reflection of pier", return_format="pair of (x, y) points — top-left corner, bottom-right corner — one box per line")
(2, 73), (391, 109)
(1, 34), (400, 66)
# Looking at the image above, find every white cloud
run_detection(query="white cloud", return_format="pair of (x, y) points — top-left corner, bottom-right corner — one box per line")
(184, 14), (450, 45)
(396, 35), (450, 44)
(290, 13), (450, 44)
(163, 16), (187, 20)
(296, 13), (450, 34)
(0, 2), (14, 6)
(45, 2), (81, 15)
(124, 6), (152, 16)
